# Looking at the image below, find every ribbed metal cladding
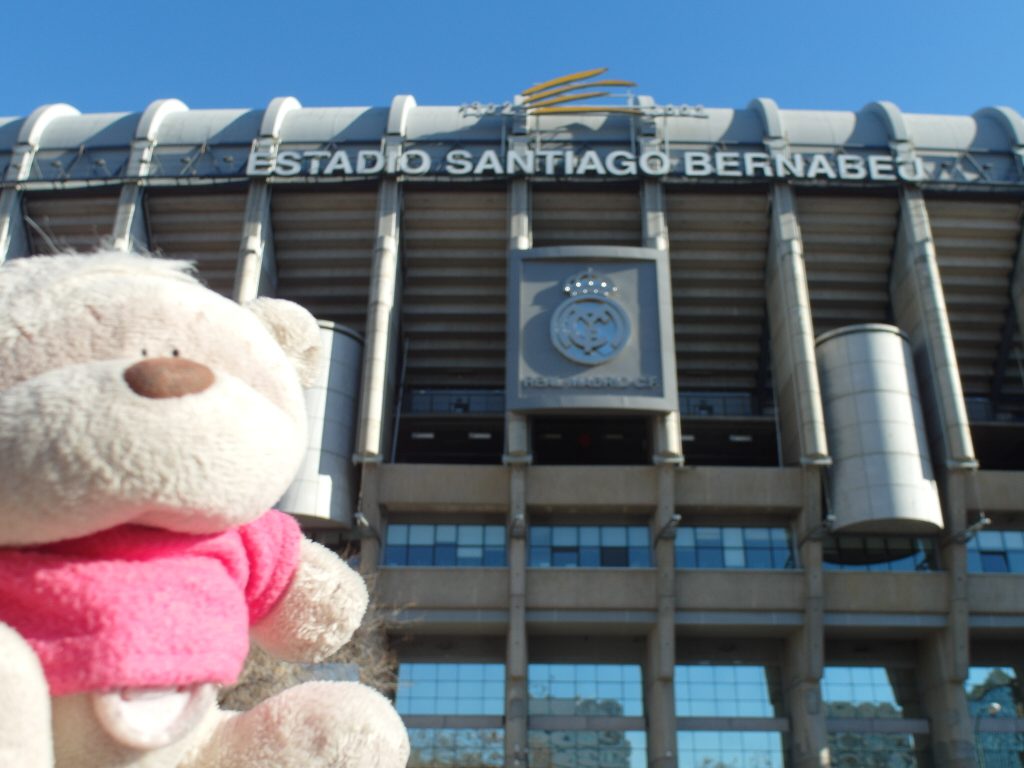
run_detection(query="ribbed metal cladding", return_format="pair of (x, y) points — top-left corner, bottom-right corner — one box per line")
(400, 187), (507, 387)
(144, 190), (247, 297)
(23, 193), (119, 255)
(798, 194), (899, 334)
(532, 186), (642, 246)
(271, 189), (376, 333)
(665, 191), (770, 391)
(928, 197), (1024, 397)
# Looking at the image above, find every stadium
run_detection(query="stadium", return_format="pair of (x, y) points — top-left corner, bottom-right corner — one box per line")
(2, 76), (1023, 767)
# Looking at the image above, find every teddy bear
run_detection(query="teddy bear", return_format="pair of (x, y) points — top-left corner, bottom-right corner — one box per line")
(0, 252), (409, 768)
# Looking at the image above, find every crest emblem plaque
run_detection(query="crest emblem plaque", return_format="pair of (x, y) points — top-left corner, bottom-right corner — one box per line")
(550, 270), (631, 365)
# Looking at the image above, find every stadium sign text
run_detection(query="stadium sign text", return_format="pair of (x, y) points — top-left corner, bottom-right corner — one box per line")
(248, 147), (928, 182)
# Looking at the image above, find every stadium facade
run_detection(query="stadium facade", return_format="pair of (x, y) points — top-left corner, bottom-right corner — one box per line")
(2, 91), (1024, 768)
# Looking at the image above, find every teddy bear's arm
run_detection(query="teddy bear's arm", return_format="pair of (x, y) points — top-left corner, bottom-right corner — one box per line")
(250, 539), (369, 663)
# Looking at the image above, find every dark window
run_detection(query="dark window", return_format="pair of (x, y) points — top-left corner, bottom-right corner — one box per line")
(823, 534), (939, 572)
(529, 526), (651, 568)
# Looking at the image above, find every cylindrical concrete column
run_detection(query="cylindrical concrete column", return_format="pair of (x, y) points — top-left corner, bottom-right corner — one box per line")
(816, 324), (943, 534)
(278, 322), (363, 529)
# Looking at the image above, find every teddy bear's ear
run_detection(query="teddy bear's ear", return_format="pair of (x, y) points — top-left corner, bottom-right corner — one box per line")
(246, 298), (323, 387)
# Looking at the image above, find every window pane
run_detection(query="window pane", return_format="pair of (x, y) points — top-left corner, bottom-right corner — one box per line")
(434, 525), (457, 544)
(678, 526), (795, 570)
(382, 523), (506, 568)
(822, 533), (939, 572)
(822, 666), (912, 717)
(386, 524), (409, 545)
(677, 731), (785, 768)
(409, 525), (434, 545)
(676, 665), (780, 718)
(458, 525), (483, 546)
(407, 728), (503, 768)
(398, 663), (505, 717)
(529, 664), (643, 717)
(966, 666), (1024, 719)
(828, 732), (926, 768)
(530, 526), (656, 570)
(529, 730), (645, 768)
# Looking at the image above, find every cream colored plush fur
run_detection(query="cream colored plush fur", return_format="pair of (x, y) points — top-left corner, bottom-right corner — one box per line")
(0, 253), (409, 768)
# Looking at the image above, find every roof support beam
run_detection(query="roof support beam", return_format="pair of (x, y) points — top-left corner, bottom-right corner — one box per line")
(0, 103), (78, 263)
(354, 94), (415, 464)
(890, 188), (977, 470)
(1009, 206), (1024, 400)
(111, 99), (186, 254)
(233, 96), (299, 303)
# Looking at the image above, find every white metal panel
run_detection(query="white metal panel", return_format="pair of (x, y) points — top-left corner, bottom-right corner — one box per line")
(144, 190), (246, 296)
(271, 189), (376, 331)
(666, 191), (770, 391)
(401, 187), (507, 387)
(798, 194), (899, 335)
(23, 193), (118, 254)
(277, 107), (387, 143)
(929, 197), (1023, 396)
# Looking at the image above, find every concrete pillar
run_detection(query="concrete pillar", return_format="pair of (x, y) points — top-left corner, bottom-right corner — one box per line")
(766, 185), (830, 467)
(645, 465), (678, 768)
(354, 177), (401, 463)
(356, 463), (382, 575)
(766, 185), (829, 466)
(0, 103), (79, 263)
(233, 182), (276, 302)
(111, 99), (187, 254)
(637, 169), (680, 766)
(232, 97), (299, 302)
(920, 468), (975, 767)
(890, 188), (977, 478)
(640, 146), (683, 467)
(354, 95), (413, 465)
(506, 464), (529, 767)
(786, 468), (829, 767)
(505, 174), (531, 767)
(1010, 202), (1024, 355)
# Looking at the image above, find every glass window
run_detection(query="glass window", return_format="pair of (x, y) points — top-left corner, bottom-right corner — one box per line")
(675, 526), (795, 570)
(528, 664), (643, 717)
(676, 731), (785, 768)
(823, 534), (939, 572)
(965, 666), (1024, 767)
(384, 524), (506, 567)
(822, 666), (906, 718)
(968, 530), (1024, 574)
(827, 732), (927, 768)
(396, 663), (505, 717)
(675, 665), (782, 717)
(408, 727), (503, 768)
(529, 730), (646, 768)
(399, 663), (505, 767)
(823, 666), (927, 767)
(529, 526), (651, 568)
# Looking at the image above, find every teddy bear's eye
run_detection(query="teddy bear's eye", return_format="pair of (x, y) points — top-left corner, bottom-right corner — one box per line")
(141, 349), (148, 358)
(171, 349), (180, 357)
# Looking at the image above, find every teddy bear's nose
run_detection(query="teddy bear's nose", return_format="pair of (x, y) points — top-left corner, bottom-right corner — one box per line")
(123, 358), (215, 399)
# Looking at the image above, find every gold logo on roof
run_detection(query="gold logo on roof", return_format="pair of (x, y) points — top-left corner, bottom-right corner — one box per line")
(520, 68), (640, 116)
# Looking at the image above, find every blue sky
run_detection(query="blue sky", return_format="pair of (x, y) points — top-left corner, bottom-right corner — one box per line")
(4, 0), (1021, 118)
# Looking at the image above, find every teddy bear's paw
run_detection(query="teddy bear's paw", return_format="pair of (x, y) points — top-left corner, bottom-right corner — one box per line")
(91, 683), (218, 750)
(188, 681), (409, 768)
(0, 622), (53, 767)
(251, 539), (369, 663)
